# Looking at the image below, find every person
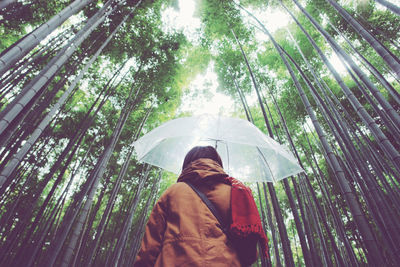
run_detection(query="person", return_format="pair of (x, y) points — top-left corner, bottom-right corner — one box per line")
(134, 146), (268, 267)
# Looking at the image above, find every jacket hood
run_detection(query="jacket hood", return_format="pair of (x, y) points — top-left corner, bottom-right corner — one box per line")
(177, 158), (228, 183)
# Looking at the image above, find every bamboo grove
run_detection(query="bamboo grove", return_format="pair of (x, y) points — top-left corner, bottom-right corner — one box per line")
(0, 0), (399, 266)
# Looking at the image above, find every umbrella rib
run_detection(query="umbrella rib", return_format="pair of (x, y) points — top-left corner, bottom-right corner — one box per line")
(216, 115), (221, 142)
(225, 141), (230, 175)
(136, 138), (168, 163)
(257, 147), (276, 183)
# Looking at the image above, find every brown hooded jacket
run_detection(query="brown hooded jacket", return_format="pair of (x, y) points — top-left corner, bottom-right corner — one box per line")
(133, 158), (244, 266)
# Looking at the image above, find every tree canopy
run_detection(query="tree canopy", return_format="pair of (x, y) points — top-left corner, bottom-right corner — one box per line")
(0, 0), (399, 266)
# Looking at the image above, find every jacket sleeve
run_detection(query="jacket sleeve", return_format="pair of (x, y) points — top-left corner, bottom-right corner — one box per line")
(133, 197), (167, 267)
(236, 235), (258, 266)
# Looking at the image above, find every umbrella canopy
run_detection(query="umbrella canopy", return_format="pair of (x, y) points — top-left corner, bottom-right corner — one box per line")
(133, 114), (303, 182)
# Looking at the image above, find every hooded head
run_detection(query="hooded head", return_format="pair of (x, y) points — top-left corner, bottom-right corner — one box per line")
(178, 146), (226, 183)
(182, 146), (223, 171)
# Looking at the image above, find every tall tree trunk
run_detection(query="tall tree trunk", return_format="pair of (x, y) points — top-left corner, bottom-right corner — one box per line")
(84, 104), (150, 267)
(284, 44), (400, 263)
(0, 60), (127, 249)
(231, 27), (295, 266)
(326, 0), (400, 78)
(0, 0), (118, 140)
(243, 5), (382, 263)
(283, 1), (400, 176)
(262, 184), (283, 267)
(295, 0), (400, 128)
(109, 168), (155, 267)
(0, 0), (94, 76)
(0, 27), (71, 97)
(260, 84), (312, 267)
(0, 0), (136, 190)
(326, 21), (400, 105)
(267, 82), (345, 266)
(375, 0), (400, 15)
(0, 79), (114, 256)
(128, 179), (161, 266)
(22, 139), (95, 267)
(56, 80), (139, 267)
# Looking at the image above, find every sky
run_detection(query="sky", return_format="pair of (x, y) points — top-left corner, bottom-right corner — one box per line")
(162, 0), (236, 116)
(160, 0), (349, 117)
(161, 0), (295, 117)
(178, 61), (235, 116)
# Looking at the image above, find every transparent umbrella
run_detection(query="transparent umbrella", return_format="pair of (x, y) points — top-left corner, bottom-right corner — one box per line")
(133, 114), (303, 182)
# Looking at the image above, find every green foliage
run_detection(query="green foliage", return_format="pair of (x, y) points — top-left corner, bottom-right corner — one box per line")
(197, 0), (252, 45)
(0, 0), (75, 51)
(1, 0), (399, 266)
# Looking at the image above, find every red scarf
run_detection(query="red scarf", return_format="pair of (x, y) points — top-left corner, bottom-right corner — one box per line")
(178, 159), (269, 261)
(225, 176), (269, 259)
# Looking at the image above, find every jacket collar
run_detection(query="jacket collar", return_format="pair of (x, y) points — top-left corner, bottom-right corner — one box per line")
(177, 158), (228, 183)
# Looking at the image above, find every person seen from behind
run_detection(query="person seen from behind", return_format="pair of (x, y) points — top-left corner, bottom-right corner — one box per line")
(134, 145), (269, 266)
